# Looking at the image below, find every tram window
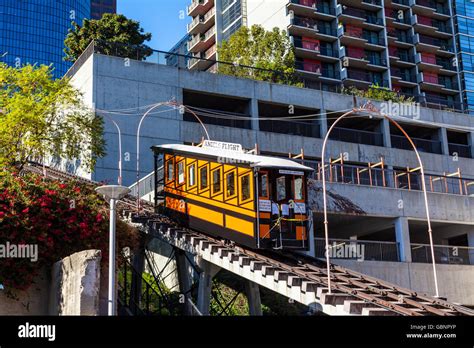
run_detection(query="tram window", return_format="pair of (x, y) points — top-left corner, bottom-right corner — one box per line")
(200, 166), (208, 190)
(177, 161), (185, 184)
(212, 169), (222, 194)
(188, 163), (196, 186)
(276, 176), (286, 201)
(294, 177), (303, 200)
(259, 173), (268, 198)
(226, 171), (235, 197)
(166, 160), (174, 182)
(241, 174), (251, 201)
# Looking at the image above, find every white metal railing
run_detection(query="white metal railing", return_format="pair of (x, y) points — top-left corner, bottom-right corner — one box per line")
(411, 243), (474, 265)
(314, 237), (400, 262)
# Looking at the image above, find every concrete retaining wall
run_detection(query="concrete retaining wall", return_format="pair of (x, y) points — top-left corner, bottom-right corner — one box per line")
(333, 259), (474, 305)
(50, 249), (102, 315)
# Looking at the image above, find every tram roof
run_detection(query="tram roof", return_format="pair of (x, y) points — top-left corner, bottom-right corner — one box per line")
(152, 144), (314, 172)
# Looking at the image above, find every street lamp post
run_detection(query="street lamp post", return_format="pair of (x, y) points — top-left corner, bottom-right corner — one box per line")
(95, 185), (131, 316)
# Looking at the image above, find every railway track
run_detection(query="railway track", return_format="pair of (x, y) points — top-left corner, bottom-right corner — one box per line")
(22, 163), (474, 316)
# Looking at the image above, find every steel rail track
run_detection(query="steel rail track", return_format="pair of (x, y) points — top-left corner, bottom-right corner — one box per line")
(22, 163), (474, 316)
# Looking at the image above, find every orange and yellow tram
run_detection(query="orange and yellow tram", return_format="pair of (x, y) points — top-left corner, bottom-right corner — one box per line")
(151, 142), (313, 250)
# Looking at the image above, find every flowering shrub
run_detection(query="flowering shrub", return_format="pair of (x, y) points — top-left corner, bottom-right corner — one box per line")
(0, 170), (138, 291)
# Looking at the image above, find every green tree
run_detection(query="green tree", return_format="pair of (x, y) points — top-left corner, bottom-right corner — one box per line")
(217, 25), (299, 85)
(0, 63), (105, 170)
(64, 13), (152, 62)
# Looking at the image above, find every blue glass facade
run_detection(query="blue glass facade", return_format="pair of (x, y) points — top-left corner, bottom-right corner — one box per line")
(453, 0), (474, 113)
(0, 0), (90, 77)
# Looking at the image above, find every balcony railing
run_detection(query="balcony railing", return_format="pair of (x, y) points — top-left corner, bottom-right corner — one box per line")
(392, 0), (409, 5)
(295, 60), (321, 74)
(438, 76), (459, 90)
(291, 16), (337, 36)
(367, 56), (387, 66)
(411, 244), (474, 265)
(315, 162), (474, 196)
(418, 34), (453, 52)
(390, 68), (416, 82)
(423, 94), (462, 110)
(448, 143), (472, 158)
(414, 0), (449, 15)
(314, 238), (400, 262)
(260, 118), (320, 138)
(362, 0), (382, 6)
(391, 134), (442, 154)
(329, 127), (384, 146)
(436, 58), (456, 71)
(346, 69), (389, 87)
(293, 38), (320, 52)
(290, 0), (336, 15)
(363, 34), (385, 46)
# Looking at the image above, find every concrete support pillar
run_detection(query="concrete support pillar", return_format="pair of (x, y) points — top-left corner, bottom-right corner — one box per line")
(438, 127), (450, 156)
(175, 248), (193, 315)
(394, 217), (412, 262)
(467, 230), (474, 265)
(468, 132), (474, 160)
(196, 258), (220, 315)
(250, 98), (259, 132)
(380, 118), (392, 148)
(386, 164), (395, 188)
(244, 281), (262, 315)
(319, 109), (328, 138)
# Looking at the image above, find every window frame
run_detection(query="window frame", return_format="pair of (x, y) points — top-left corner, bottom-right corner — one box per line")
(225, 169), (237, 200)
(258, 171), (269, 199)
(165, 156), (175, 184)
(211, 167), (223, 196)
(176, 160), (185, 186)
(188, 162), (197, 188)
(198, 163), (209, 192)
(239, 173), (252, 203)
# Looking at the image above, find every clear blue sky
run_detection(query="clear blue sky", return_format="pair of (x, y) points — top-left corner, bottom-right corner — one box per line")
(117, 0), (189, 52)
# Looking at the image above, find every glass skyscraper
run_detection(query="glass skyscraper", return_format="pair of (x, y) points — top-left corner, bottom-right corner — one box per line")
(91, 0), (117, 20)
(453, 0), (474, 113)
(0, 0), (90, 77)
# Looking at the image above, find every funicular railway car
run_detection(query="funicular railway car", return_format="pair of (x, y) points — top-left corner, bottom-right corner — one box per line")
(151, 141), (314, 250)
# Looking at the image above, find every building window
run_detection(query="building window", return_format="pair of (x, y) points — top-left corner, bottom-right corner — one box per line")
(212, 168), (222, 194)
(188, 163), (196, 187)
(241, 174), (251, 201)
(177, 161), (185, 184)
(199, 165), (208, 190)
(226, 171), (236, 197)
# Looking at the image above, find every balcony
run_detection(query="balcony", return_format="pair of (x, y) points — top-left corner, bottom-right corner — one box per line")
(415, 53), (442, 71)
(411, 0), (450, 17)
(423, 94), (463, 111)
(438, 76), (459, 92)
(448, 143), (472, 158)
(415, 34), (454, 55)
(390, 68), (417, 85)
(288, 16), (337, 40)
(411, 14), (452, 38)
(363, 33), (385, 48)
(329, 126), (384, 146)
(294, 39), (339, 62)
(411, 244), (474, 265)
(187, 7), (215, 35)
(391, 134), (442, 154)
(187, 26), (216, 52)
(437, 57), (457, 74)
(287, 0), (336, 19)
(390, 0), (410, 6)
(342, 68), (389, 87)
(187, 0), (214, 17)
(187, 44), (217, 70)
(385, 10), (411, 27)
(387, 29), (414, 47)
(295, 60), (322, 76)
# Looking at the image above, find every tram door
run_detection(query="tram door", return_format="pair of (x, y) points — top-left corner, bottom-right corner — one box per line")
(260, 170), (307, 249)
